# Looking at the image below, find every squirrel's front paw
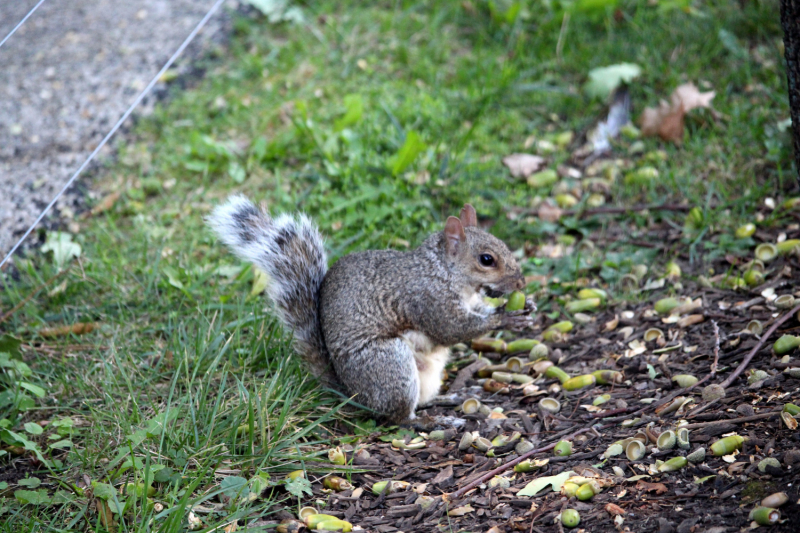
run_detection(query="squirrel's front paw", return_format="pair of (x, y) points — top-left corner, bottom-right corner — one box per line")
(524, 296), (537, 313)
(500, 312), (534, 331)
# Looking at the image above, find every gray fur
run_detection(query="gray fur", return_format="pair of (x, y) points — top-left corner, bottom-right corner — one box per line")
(208, 197), (532, 423)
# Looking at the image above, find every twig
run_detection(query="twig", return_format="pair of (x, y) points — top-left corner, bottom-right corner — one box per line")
(602, 373), (712, 422)
(711, 320), (720, 378)
(681, 411), (780, 430)
(720, 303), (800, 388)
(448, 358), (487, 393)
(0, 268), (70, 324)
(444, 424), (608, 501)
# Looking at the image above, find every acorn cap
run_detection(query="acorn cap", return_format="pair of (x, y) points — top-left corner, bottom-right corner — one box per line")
(625, 439), (646, 461)
(687, 447), (706, 463)
(656, 430), (676, 451)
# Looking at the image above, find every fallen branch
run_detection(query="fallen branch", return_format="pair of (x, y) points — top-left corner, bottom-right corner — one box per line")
(720, 303), (800, 388)
(681, 411), (780, 430)
(448, 359), (488, 393)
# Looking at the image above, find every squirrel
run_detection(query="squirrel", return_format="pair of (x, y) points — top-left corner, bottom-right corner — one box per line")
(208, 196), (535, 424)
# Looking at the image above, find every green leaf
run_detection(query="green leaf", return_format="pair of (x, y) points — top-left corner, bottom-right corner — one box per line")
(14, 489), (51, 505)
(220, 476), (249, 499)
(0, 335), (22, 356)
(335, 94), (364, 131)
(517, 470), (574, 497)
(228, 160), (246, 184)
(162, 266), (185, 290)
(387, 131), (426, 176)
(91, 481), (118, 501)
(0, 482), (7, 490)
(284, 476), (312, 499)
(19, 382), (45, 398)
(41, 231), (82, 270)
(18, 477), (41, 488)
(23, 422), (43, 436)
(694, 474), (716, 484)
(647, 364), (657, 380)
(584, 63), (642, 100)
(48, 439), (73, 450)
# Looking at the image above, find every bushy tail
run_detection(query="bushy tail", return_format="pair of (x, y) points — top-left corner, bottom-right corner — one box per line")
(207, 195), (335, 384)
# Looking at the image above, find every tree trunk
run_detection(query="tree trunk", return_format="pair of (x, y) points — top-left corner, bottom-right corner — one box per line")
(781, 0), (800, 190)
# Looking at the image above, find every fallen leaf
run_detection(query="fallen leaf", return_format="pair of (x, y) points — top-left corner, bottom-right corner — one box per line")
(635, 480), (668, 494)
(39, 322), (98, 338)
(502, 154), (546, 178)
(606, 503), (625, 516)
(518, 470), (574, 497)
(447, 504), (474, 517)
(585, 63), (642, 100)
(537, 202), (563, 223)
(640, 82), (715, 144)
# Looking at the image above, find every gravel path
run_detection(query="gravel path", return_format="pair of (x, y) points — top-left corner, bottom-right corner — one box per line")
(0, 0), (231, 259)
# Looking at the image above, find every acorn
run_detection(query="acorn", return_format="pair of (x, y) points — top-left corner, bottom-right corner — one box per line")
(472, 338), (507, 353)
(605, 443), (624, 459)
(626, 440), (646, 461)
(664, 260), (681, 279)
(511, 373), (534, 384)
(554, 440), (573, 456)
(775, 294), (795, 309)
(783, 403), (800, 416)
(305, 514), (340, 528)
(672, 374), (698, 388)
(458, 432), (475, 451)
(750, 507), (780, 526)
(545, 366), (570, 384)
(529, 343), (549, 361)
(492, 371), (514, 383)
(328, 447), (346, 465)
(758, 458), (781, 473)
(488, 476), (511, 489)
(561, 482), (580, 497)
(461, 398), (482, 415)
(677, 428), (691, 450)
(644, 328), (664, 342)
(323, 476), (352, 491)
(561, 509), (581, 528)
(735, 223), (756, 239)
(747, 369), (769, 385)
(654, 297), (680, 315)
(657, 430), (677, 451)
(710, 435), (744, 456)
(621, 418), (641, 428)
(578, 288), (607, 301)
(314, 519), (353, 531)
(655, 397), (686, 416)
(549, 320), (574, 333)
(687, 447), (706, 463)
(543, 329), (564, 342)
(514, 458), (546, 473)
(527, 169), (558, 188)
(514, 440), (536, 456)
(506, 291), (527, 311)
(555, 194), (578, 208)
(277, 519), (305, 533)
(491, 432), (521, 447)
(565, 298), (601, 313)
(286, 470), (305, 481)
(658, 456), (687, 472)
(702, 384), (726, 402)
(575, 483), (596, 501)
(777, 239), (800, 254)
(755, 243), (778, 263)
(483, 379), (508, 393)
(746, 320), (763, 335)
(593, 394), (611, 406)
(539, 398), (561, 414)
(761, 492), (789, 508)
(371, 480), (409, 495)
(592, 370), (623, 385)
(624, 166), (659, 185)
(744, 269), (764, 287)
(774, 335), (800, 356)
(507, 339), (538, 353)
(473, 437), (493, 453)
(563, 374), (596, 391)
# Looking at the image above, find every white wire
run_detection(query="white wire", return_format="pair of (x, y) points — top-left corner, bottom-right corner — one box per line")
(0, 0), (228, 269)
(0, 0), (47, 50)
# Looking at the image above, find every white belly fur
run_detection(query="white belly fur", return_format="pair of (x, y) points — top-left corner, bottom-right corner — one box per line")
(400, 331), (450, 406)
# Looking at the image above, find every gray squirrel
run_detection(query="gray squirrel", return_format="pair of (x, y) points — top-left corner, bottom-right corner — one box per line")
(208, 196), (535, 424)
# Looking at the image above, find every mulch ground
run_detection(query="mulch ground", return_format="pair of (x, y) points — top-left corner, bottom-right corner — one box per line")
(278, 222), (800, 533)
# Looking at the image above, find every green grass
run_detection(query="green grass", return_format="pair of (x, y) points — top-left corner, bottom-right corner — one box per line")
(1, 0), (797, 530)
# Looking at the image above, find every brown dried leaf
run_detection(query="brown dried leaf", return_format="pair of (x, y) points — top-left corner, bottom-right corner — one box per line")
(671, 83), (716, 112)
(39, 322), (98, 338)
(537, 202), (563, 223)
(447, 504), (475, 517)
(502, 153), (546, 178)
(605, 503), (625, 516)
(640, 82), (715, 144)
(635, 480), (668, 494)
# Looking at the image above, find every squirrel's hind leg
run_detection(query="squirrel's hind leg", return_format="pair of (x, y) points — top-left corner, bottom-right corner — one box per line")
(335, 338), (420, 424)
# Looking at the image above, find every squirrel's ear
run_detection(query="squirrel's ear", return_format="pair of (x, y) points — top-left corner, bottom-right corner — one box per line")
(444, 216), (466, 257)
(459, 204), (478, 227)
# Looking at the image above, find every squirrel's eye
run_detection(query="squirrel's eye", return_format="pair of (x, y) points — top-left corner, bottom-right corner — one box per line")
(479, 254), (496, 267)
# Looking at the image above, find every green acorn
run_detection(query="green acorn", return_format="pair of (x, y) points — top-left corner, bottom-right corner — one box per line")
(658, 456), (687, 472)
(654, 297), (680, 315)
(710, 435), (744, 456)
(565, 298), (601, 313)
(545, 366), (570, 384)
(575, 483), (596, 501)
(527, 169), (558, 188)
(777, 239), (800, 254)
(735, 223), (756, 239)
(506, 291), (527, 312)
(506, 339), (538, 353)
(561, 482), (580, 497)
(562, 374), (597, 391)
(750, 507), (780, 526)
(553, 440), (573, 456)
(774, 335), (800, 356)
(592, 370), (623, 384)
(561, 509), (581, 528)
